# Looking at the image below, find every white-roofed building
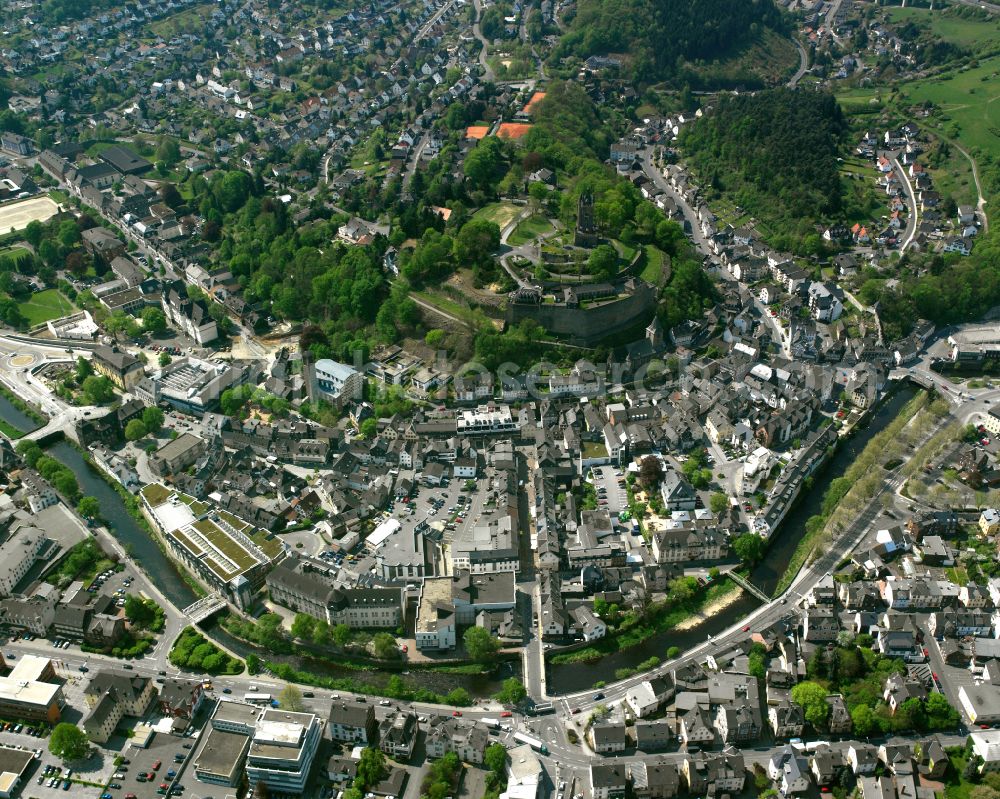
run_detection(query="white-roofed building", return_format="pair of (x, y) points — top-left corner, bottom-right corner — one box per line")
(502, 744), (543, 799)
(312, 359), (363, 404)
(246, 708), (322, 794)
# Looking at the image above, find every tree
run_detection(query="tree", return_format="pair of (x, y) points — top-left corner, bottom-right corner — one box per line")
(159, 183), (183, 209)
(49, 723), (89, 761)
(964, 756), (983, 783)
(463, 626), (500, 662)
(747, 643), (767, 680)
(158, 351), (172, 367)
(142, 406), (165, 433)
(24, 220), (44, 248)
(733, 533), (764, 565)
(81, 375), (115, 404)
(791, 681), (830, 729)
(141, 306), (167, 335)
(638, 455), (663, 488)
(710, 492), (729, 514)
(75, 356), (93, 382)
(359, 418), (378, 439)
(332, 623), (352, 647)
(278, 684), (304, 712)
(290, 614), (316, 641)
(453, 218), (501, 269)
(124, 595), (156, 628)
(495, 677), (527, 705)
(926, 692), (959, 729)
(850, 704), (878, 737)
(356, 747), (386, 789)
(484, 742), (507, 775)
(445, 687), (470, 706)
(587, 244), (618, 281)
(76, 496), (101, 520)
(124, 419), (147, 441)
(155, 138), (181, 168)
(372, 632), (399, 659)
(667, 646), (681, 659)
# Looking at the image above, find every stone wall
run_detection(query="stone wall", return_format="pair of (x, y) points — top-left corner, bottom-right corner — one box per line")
(506, 282), (657, 345)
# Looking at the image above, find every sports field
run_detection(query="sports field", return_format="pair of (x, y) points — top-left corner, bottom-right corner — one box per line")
(0, 196), (59, 236)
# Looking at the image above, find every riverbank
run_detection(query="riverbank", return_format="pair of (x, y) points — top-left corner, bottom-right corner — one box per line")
(672, 583), (744, 631)
(774, 388), (933, 594)
(264, 660), (476, 706)
(548, 577), (739, 665)
(0, 384), (45, 428)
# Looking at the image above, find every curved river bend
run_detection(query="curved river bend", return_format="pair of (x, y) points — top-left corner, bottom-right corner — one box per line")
(0, 385), (916, 696)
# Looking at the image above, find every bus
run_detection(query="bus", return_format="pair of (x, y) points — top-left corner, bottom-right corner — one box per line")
(244, 693), (273, 705)
(528, 702), (554, 716)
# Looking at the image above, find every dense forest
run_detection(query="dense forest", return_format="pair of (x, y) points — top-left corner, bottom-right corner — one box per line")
(681, 89), (847, 247)
(555, 0), (786, 83)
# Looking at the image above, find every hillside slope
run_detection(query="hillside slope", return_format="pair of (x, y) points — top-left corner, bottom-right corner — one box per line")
(556, 0), (788, 84)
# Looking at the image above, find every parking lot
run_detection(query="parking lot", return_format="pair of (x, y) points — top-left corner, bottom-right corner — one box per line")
(325, 468), (496, 582)
(115, 731), (196, 799)
(589, 466), (628, 514)
(28, 742), (118, 799)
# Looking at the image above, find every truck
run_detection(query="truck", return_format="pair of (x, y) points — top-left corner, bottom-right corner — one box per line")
(480, 718), (500, 729)
(244, 693), (273, 705)
(513, 731), (549, 756)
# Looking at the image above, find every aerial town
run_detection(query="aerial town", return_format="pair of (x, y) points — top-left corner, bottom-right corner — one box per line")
(0, 0), (999, 798)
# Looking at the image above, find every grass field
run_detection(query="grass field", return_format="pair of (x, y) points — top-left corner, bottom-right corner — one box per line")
(474, 202), (522, 231)
(508, 214), (552, 246)
(896, 57), (1000, 152)
(640, 245), (666, 283)
(19, 289), (75, 327)
(0, 246), (31, 269)
(885, 6), (1000, 52)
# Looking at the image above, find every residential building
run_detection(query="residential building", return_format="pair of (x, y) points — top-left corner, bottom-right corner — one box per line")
(0, 526), (49, 598)
(328, 699), (377, 744)
(378, 711), (418, 760)
(590, 762), (627, 799)
(424, 716), (489, 764)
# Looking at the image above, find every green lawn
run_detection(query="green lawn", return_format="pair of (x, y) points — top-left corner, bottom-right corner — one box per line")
(473, 202), (522, 230)
(930, 138), (979, 208)
(640, 245), (666, 283)
(885, 6), (1000, 51)
(895, 56), (1000, 152)
(0, 246), (30, 269)
(19, 289), (75, 326)
(508, 214), (552, 246)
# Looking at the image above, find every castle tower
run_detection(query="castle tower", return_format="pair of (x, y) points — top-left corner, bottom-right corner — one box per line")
(646, 316), (664, 349)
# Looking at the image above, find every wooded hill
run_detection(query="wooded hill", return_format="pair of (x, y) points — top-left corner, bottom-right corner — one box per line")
(681, 88), (847, 242)
(555, 0), (787, 84)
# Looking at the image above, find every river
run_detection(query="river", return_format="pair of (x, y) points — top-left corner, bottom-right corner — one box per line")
(0, 394), (506, 698)
(546, 384), (920, 692)
(0, 384), (917, 697)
